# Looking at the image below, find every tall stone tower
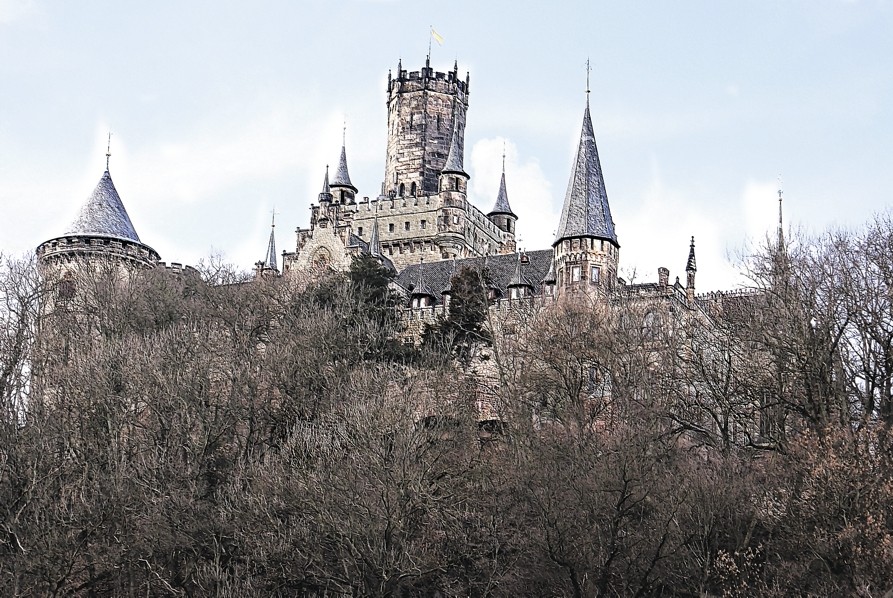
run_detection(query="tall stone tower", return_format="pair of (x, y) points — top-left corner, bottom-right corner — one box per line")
(382, 56), (470, 197)
(553, 97), (619, 295)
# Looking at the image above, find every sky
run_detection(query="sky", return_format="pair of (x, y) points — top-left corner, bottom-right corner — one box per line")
(1, 0), (891, 291)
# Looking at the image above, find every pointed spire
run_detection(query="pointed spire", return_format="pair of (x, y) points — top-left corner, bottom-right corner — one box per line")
(66, 170), (142, 242)
(686, 236), (697, 273)
(441, 117), (466, 176)
(265, 212), (278, 271)
(508, 252), (531, 289)
(330, 132), (357, 191)
(553, 96), (617, 246)
(542, 259), (556, 284)
(488, 146), (516, 217)
(369, 207), (382, 258)
(318, 165), (333, 203)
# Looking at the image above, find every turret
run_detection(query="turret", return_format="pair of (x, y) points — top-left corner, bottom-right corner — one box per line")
(37, 162), (160, 270)
(552, 93), (618, 296)
(487, 149), (518, 253)
(329, 137), (357, 204)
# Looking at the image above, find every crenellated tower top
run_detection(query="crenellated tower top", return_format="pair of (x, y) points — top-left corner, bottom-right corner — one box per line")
(383, 57), (470, 198)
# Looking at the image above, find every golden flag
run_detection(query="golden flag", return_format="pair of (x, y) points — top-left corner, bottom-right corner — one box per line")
(431, 28), (444, 46)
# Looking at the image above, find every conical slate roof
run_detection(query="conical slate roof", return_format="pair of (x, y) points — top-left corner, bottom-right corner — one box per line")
(442, 119), (466, 175)
(318, 166), (333, 202)
(686, 236), (697, 273)
(488, 171), (516, 217)
(508, 253), (533, 288)
(554, 100), (617, 246)
(330, 144), (356, 191)
(369, 214), (382, 258)
(264, 219), (277, 271)
(66, 170), (141, 242)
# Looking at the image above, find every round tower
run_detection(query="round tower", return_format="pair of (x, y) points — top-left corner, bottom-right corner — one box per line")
(383, 57), (469, 198)
(487, 152), (518, 254)
(552, 98), (619, 295)
(37, 167), (160, 271)
(436, 119), (470, 260)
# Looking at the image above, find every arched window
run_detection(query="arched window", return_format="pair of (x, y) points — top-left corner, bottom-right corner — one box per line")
(399, 183), (405, 197)
(410, 182), (417, 196)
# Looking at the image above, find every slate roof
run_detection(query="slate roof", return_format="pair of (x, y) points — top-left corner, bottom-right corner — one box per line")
(395, 249), (553, 304)
(65, 170), (142, 243)
(442, 119), (466, 175)
(554, 100), (617, 246)
(331, 144), (356, 191)
(264, 224), (277, 271)
(488, 171), (516, 218)
(319, 167), (333, 202)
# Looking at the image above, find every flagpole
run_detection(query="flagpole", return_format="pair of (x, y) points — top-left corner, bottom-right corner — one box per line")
(428, 26), (432, 59)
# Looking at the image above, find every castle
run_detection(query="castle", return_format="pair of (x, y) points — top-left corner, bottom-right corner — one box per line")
(36, 56), (718, 322)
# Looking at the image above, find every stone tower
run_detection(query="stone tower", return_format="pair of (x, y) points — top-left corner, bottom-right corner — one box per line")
(553, 97), (619, 295)
(383, 56), (469, 198)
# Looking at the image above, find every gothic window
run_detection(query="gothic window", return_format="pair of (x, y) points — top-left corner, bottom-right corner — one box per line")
(399, 183), (405, 197)
(410, 182), (417, 196)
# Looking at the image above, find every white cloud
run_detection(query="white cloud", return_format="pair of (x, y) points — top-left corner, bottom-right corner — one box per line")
(468, 137), (558, 252)
(0, 0), (35, 23)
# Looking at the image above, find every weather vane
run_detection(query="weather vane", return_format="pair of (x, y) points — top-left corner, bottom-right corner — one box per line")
(105, 132), (112, 171)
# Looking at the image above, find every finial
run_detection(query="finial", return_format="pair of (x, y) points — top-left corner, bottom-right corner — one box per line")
(777, 174), (784, 230)
(585, 58), (592, 97)
(502, 141), (506, 172)
(105, 131), (112, 171)
(271, 208), (277, 228)
(342, 120), (347, 146)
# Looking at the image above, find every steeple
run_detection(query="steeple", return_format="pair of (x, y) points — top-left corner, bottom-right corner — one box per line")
(686, 236), (697, 273)
(685, 236), (697, 303)
(264, 213), (278, 272)
(330, 129), (357, 195)
(553, 97), (617, 246)
(318, 166), (333, 203)
(369, 209), (382, 258)
(488, 147), (516, 218)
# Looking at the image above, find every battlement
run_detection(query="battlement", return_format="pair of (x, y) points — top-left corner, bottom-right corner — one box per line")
(157, 261), (199, 276)
(389, 65), (469, 95)
(36, 234), (160, 267)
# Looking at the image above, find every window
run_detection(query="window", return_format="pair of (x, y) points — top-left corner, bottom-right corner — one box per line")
(452, 215), (459, 224)
(388, 223), (395, 233)
(399, 183), (405, 196)
(590, 265), (600, 283)
(404, 221), (411, 231)
(357, 226), (363, 236)
(420, 219), (427, 230)
(410, 182), (417, 196)
(571, 266), (581, 282)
